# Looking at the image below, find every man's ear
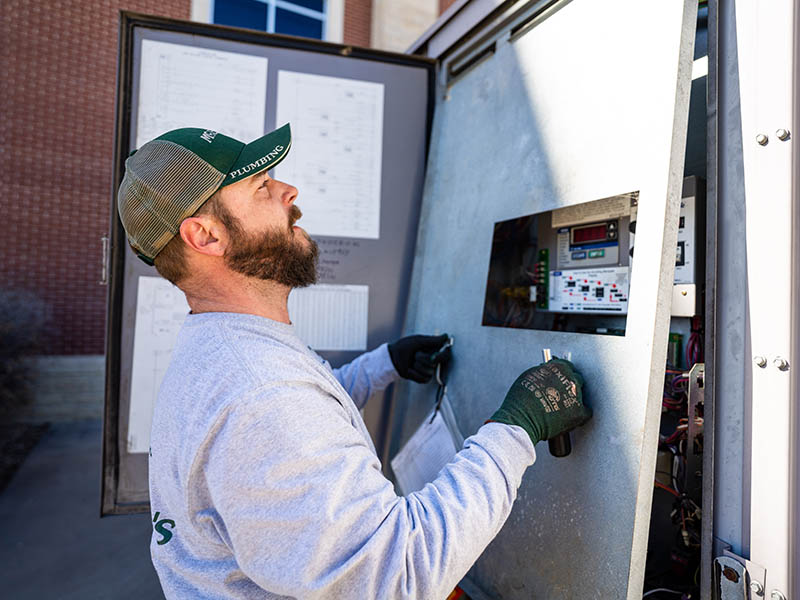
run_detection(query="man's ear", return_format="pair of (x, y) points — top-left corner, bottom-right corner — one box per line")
(179, 216), (226, 257)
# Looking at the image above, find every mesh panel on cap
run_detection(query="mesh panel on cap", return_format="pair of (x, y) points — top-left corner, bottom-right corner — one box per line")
(118, 140), (225, 260)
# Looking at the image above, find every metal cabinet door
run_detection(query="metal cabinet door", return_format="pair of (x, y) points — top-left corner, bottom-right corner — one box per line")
(102, 13), (434, 515)
(390, 1), (698, 598)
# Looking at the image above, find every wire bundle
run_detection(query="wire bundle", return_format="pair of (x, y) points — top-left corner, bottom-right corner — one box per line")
(648, 313), (705, 599)
(686, 316), (703, 366)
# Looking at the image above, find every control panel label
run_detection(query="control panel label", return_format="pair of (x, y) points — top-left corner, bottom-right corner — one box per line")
(548, 266), (630, 314)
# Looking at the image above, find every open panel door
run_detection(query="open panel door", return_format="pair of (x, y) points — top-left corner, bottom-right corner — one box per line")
(102, 13), (434, 515)
(390, 0), (697, 598)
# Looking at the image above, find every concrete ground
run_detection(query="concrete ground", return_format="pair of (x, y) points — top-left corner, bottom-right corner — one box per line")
(0, 419), (164, 599)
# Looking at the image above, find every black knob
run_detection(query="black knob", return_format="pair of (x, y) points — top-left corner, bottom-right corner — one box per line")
(548, 433), (572, 457)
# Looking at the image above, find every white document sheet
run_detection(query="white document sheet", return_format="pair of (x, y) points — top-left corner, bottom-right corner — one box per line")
(274, 71), (384, 239)
(127, 276), (190, 453)
(136, 40), (268, 147)
(390, 411), (458, 495)
(288, 284), (368, 351)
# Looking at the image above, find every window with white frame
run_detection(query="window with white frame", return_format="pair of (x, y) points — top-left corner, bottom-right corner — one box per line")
(213, 0), (327, 40)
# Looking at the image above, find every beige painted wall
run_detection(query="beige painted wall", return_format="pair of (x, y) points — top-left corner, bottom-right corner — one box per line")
(371, 0), (438, 52)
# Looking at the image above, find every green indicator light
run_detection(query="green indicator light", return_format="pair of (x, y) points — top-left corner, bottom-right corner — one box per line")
(588, 249), (605, 258)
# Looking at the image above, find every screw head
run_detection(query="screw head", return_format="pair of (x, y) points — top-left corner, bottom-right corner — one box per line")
(722, 567), (740, 583)
(776, 128), (790, 141)
(750, 581), (764, 595)
(757, 133), (769, 145)
(754, 355), (767, 368)
(770, 590), (787, 600)
(774, 357), (789, 371)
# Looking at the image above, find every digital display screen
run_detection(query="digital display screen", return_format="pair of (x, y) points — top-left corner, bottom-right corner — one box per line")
(572, 223), (608, 244)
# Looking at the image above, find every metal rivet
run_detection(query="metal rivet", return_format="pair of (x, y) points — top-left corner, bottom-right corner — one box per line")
(773, 357), (789, 371)
(770, 591), (787, 600)
(750, 581), (764, 596)
(754, 356), (767, 368)
(776, 128), (790, 141)
(681, 290), (688, 296)
(756, 133), (769, 145)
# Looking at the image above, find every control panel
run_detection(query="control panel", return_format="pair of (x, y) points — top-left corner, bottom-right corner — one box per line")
(482, 177), (704, 333)
(543, 192), (635, 315)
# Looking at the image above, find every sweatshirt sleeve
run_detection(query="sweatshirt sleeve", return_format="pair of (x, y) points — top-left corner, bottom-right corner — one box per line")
(199, 384), (535, 600)
(332, 343), (399, 410)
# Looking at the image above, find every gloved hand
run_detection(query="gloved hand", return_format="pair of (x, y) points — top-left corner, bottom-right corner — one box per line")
(489, 358), (592, 445)
(388, 334), (451, 383)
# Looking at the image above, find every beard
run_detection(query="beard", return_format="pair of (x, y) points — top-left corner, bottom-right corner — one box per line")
(222, 204), (319, 288)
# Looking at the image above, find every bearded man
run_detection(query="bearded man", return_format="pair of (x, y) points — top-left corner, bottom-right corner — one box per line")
(117, 124), (592, 599)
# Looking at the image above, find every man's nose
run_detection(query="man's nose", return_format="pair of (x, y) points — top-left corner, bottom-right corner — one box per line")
(281, 183), (298, 205)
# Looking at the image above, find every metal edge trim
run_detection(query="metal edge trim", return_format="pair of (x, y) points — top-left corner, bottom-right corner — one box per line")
(102, 10), (138, 517)
(701, 3), (719, 593)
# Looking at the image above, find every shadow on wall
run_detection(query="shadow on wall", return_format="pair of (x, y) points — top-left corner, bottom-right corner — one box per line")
(0, 288), (105, 424)
(0, 289), (49, 415)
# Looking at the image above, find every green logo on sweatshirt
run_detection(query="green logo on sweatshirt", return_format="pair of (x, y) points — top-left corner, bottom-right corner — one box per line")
(152, 511), (175, 545)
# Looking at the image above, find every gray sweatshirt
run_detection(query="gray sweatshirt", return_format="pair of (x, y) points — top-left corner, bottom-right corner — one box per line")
(149, 312), (536, 599)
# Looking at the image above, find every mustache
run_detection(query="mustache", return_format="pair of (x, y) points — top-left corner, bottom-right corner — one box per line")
(289, 205), (302, 229)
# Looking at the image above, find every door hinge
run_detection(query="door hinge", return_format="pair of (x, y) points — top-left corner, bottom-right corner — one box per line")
(713, 547), (767, 600)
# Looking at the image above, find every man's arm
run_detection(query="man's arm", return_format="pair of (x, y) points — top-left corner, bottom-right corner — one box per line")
(199, 385), (534, 600)
(332, 343), (398, 410)
(333, 334), (451, 410)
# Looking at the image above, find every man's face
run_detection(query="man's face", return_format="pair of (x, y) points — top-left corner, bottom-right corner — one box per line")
(215, 171), (319, 288)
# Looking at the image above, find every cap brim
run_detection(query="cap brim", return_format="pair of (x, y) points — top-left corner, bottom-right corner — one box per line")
(220, 123), (292, 187)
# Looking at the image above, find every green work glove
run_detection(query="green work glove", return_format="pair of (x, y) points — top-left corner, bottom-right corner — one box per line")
(490, 358), (592, 445)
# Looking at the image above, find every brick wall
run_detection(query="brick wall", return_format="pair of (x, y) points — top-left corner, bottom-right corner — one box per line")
(343, 0), (371, 46)
(1, 0), (380, 355)
(1, 0), (191, 355)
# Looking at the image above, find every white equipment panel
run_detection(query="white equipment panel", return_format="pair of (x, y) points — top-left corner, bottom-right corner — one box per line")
(549, 266), (630, 313)
(675, 193), (698, 284)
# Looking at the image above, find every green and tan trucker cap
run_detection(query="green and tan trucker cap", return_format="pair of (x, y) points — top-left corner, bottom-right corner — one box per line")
(117, 123), (291, 265)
